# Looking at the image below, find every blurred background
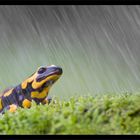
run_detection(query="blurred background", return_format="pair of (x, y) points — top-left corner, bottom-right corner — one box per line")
(0, 6), (140, 99)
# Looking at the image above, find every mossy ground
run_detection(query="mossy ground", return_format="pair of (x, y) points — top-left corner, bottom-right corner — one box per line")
(1, 93), (140, 134)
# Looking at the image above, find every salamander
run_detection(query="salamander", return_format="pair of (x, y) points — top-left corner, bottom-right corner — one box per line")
(0, 65), (63, 114)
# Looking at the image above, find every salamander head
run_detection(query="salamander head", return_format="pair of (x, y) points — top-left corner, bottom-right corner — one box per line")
(21, 65), (63, 94)
(35, 65), (63, 88)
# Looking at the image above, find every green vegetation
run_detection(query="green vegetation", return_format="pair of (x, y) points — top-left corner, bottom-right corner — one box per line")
(1, 94), (140, 134)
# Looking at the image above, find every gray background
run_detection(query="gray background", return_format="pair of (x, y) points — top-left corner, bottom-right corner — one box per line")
(0, 6), (140, 99)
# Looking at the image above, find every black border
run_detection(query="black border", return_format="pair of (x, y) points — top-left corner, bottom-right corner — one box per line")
(0, 0), (139, 5)
(0, 134), (140, 140)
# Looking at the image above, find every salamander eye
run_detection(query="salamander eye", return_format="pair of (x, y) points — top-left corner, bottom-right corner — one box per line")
(38, 67), (46, 74)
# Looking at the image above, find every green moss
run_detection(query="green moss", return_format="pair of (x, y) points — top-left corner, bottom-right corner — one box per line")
(1, 94), (140, 134)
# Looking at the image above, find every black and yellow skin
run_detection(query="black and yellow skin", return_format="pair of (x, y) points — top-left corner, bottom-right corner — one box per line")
(0, 65), (63, 114)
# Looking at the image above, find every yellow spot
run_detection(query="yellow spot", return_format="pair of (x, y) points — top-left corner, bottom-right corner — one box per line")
(0, 99), (2, 110)
(3, 89), (13, 97)
(9, 104), (17, 113)
(21, 73), (38, 89)
(21, 80), (28, 89)
(32, 75), (59, 89)
(31, 87), (49, 99)
(22, 99), (31, 108)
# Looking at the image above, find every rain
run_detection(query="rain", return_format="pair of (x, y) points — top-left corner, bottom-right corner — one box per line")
(0, 5), (140, 99)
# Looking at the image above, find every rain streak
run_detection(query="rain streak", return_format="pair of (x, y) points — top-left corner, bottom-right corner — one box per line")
(0, 6), (140, 99)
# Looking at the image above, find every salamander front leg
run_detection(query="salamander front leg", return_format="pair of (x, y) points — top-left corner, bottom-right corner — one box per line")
(1, 104), (18, 114)
(41, 96), (52, 105)
(22, 99), (32, 108)
(9, 104), (18, 112)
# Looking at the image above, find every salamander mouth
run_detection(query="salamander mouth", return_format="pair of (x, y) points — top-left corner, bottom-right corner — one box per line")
(36, 67), (63, 82)
(36, 71), (61, 82)
(47, 68), (62, 76)
(42, 69), (62, 87)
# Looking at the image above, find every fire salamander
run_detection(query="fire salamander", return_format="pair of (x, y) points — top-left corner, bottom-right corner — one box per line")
(0, 65), (63, 114)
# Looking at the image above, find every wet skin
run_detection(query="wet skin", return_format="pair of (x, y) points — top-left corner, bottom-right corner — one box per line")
(0, 65), (63, 114)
